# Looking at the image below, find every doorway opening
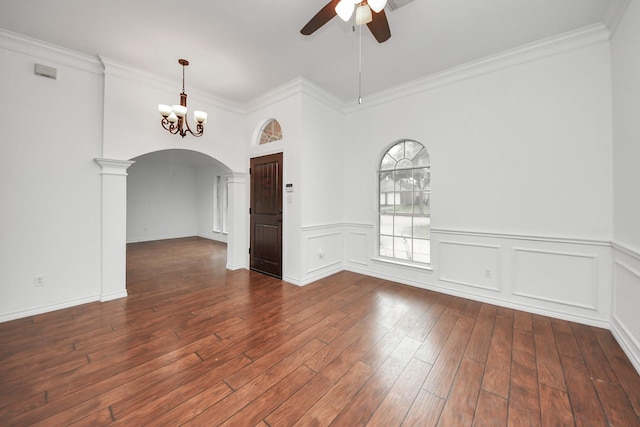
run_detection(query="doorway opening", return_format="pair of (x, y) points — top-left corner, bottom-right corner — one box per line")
(126, 149), (232, 291)
(250, 152), (283, 279)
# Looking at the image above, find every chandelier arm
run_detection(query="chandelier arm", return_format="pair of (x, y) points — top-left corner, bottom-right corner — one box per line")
(182, 117), (204, 138)
(161, 117), (180, 135)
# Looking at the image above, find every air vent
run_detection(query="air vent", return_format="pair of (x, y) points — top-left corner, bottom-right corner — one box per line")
(386, 0), (414, 11)
(34, 63), (57, 80)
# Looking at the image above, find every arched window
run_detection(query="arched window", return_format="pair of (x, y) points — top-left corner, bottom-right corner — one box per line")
(379, 140), (431, 264)
(258, 119), (283, 145)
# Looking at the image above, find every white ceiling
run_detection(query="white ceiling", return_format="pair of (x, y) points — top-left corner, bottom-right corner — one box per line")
(0, 0), (622, 105)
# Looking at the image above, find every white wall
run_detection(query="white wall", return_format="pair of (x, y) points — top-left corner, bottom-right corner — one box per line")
(2, 19), (637, 378)
(101, 58), (249, 279)
(127, 150), (198, 242)
(101, 58), (247, 171)
(243, 79), (347, 285)
(0, 32), (248, 321)
(299, 87), (347, 282)
(245, 80), (304, 283)
(127, 149), (231, 243)
(342, 30), (614, 327)
(0, 33), (104, 321)
(611, 0), (640, 372)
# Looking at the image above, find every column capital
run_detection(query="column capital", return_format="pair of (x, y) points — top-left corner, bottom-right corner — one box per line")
(94, 158), (135, 176)
(225, 172), (248, 184)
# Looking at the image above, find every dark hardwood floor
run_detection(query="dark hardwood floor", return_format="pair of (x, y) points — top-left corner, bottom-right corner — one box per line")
(1, 237), (639, 426)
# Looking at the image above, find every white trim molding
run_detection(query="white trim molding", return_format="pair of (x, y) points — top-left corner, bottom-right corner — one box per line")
(611, 244), (640, 374)
(99, 56), (242, 114)
(94, 158), (135, 302)
(438, 240), (500, 292)
(0, 28), (102, 74)
(603, 0), (632, 36)
(512, 247), (599, 311)
(94, 158), (135, 175)
(432, 228), (611, 247)
(346, 24), (610, 113)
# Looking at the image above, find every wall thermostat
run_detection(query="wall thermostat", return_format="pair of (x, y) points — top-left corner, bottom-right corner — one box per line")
(286, 183), (293, 192)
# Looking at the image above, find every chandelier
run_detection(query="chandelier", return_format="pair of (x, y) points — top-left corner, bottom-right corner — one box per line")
(158, 59), (207, 138)
(335, 0), (387, 24)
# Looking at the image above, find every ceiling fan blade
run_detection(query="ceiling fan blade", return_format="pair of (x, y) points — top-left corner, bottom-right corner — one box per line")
(367, 9), (391, 43)
(301, 0), (341, 36)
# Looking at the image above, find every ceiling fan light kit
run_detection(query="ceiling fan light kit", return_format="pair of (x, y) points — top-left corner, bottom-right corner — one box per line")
(335, 0), (386, 23)
(301, 0), (391, 43)
(336, 0), (356, 21)
(355, 4), (373, 25)
(158, 59), (207, 138)
(300, 0), (392, 104)
(368, 0), (387, 13)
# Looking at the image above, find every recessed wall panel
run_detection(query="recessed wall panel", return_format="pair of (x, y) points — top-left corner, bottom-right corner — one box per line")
(306, 232), (342, 274)
(438, 241), (500, 291)
(347, 232), (369, 266)
(614, 261), (640, 346)
(513, 248), (597, 309)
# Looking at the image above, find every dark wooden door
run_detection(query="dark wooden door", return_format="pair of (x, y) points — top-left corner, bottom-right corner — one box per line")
(250, 153), (283, 278)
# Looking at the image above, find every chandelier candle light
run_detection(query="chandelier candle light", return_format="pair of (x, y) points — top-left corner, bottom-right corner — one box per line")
(158, 59), (207, 138)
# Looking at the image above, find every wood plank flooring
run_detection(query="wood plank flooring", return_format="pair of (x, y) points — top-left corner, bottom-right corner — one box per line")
(1, 236), (639, 426)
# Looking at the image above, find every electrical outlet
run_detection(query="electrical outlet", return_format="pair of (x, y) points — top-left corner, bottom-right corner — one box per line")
(484, 268), (492, 279)
(318, 249), (325, 259)
(35, 275), (45, 287)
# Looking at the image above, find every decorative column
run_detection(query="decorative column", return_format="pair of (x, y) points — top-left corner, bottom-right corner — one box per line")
(225, 172), (249, 270)
(94, 158), (135, 301)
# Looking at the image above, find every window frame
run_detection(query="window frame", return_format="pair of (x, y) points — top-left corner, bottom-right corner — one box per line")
(258, 118), (283, 145)
(377, 140), (431, 266)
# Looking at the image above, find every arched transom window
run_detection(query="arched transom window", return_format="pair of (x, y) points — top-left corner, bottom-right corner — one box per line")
(258, 119), (283, 145)
(379, 140), (431, 264)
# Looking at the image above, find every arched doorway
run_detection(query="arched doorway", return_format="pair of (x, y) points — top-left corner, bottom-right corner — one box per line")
(127, 149), (231, 245)
(94, 151), (248, 302)
(125, 149), (233, 292)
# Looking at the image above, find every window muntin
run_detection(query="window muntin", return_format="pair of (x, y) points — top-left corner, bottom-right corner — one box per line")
(258, 119), (283, 145)
(379, 140), (431, 264)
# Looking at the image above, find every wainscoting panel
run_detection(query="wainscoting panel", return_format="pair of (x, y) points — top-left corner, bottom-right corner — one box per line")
(438, 241), (501, 292)
(429, 230), (611, 326)
(344, 223), (374, 270)
(313, 225), (614, 327)
(612, 243), (640, 374)
(512, 247), (598, 310)
(298, 224), (632, 370)
(347, 231), (369, 266)
(301, 225), (343, 283)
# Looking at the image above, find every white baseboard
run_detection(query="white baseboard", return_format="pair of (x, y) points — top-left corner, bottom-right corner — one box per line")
(284, 265), (344, 287)
(611, 315), (640, 375)
(100, 290), (128, 302)
(343, 264), (610, 329)
(0, 295), (100, 323)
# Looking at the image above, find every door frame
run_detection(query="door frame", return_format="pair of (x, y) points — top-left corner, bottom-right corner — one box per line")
(249, 152), (284, 279)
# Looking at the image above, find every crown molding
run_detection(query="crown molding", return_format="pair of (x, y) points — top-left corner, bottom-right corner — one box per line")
(0, 28), (101, 74)
(243, 77), (346, 114)
(99, 56), (243, 114)
(603, 0), (632, 37)
(345, 23), (610, 114)
(242, 77), (304, 114)
(300, 78), (346, 113)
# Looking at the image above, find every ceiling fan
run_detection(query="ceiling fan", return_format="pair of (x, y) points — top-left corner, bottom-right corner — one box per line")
(301, 0), (391, 43)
